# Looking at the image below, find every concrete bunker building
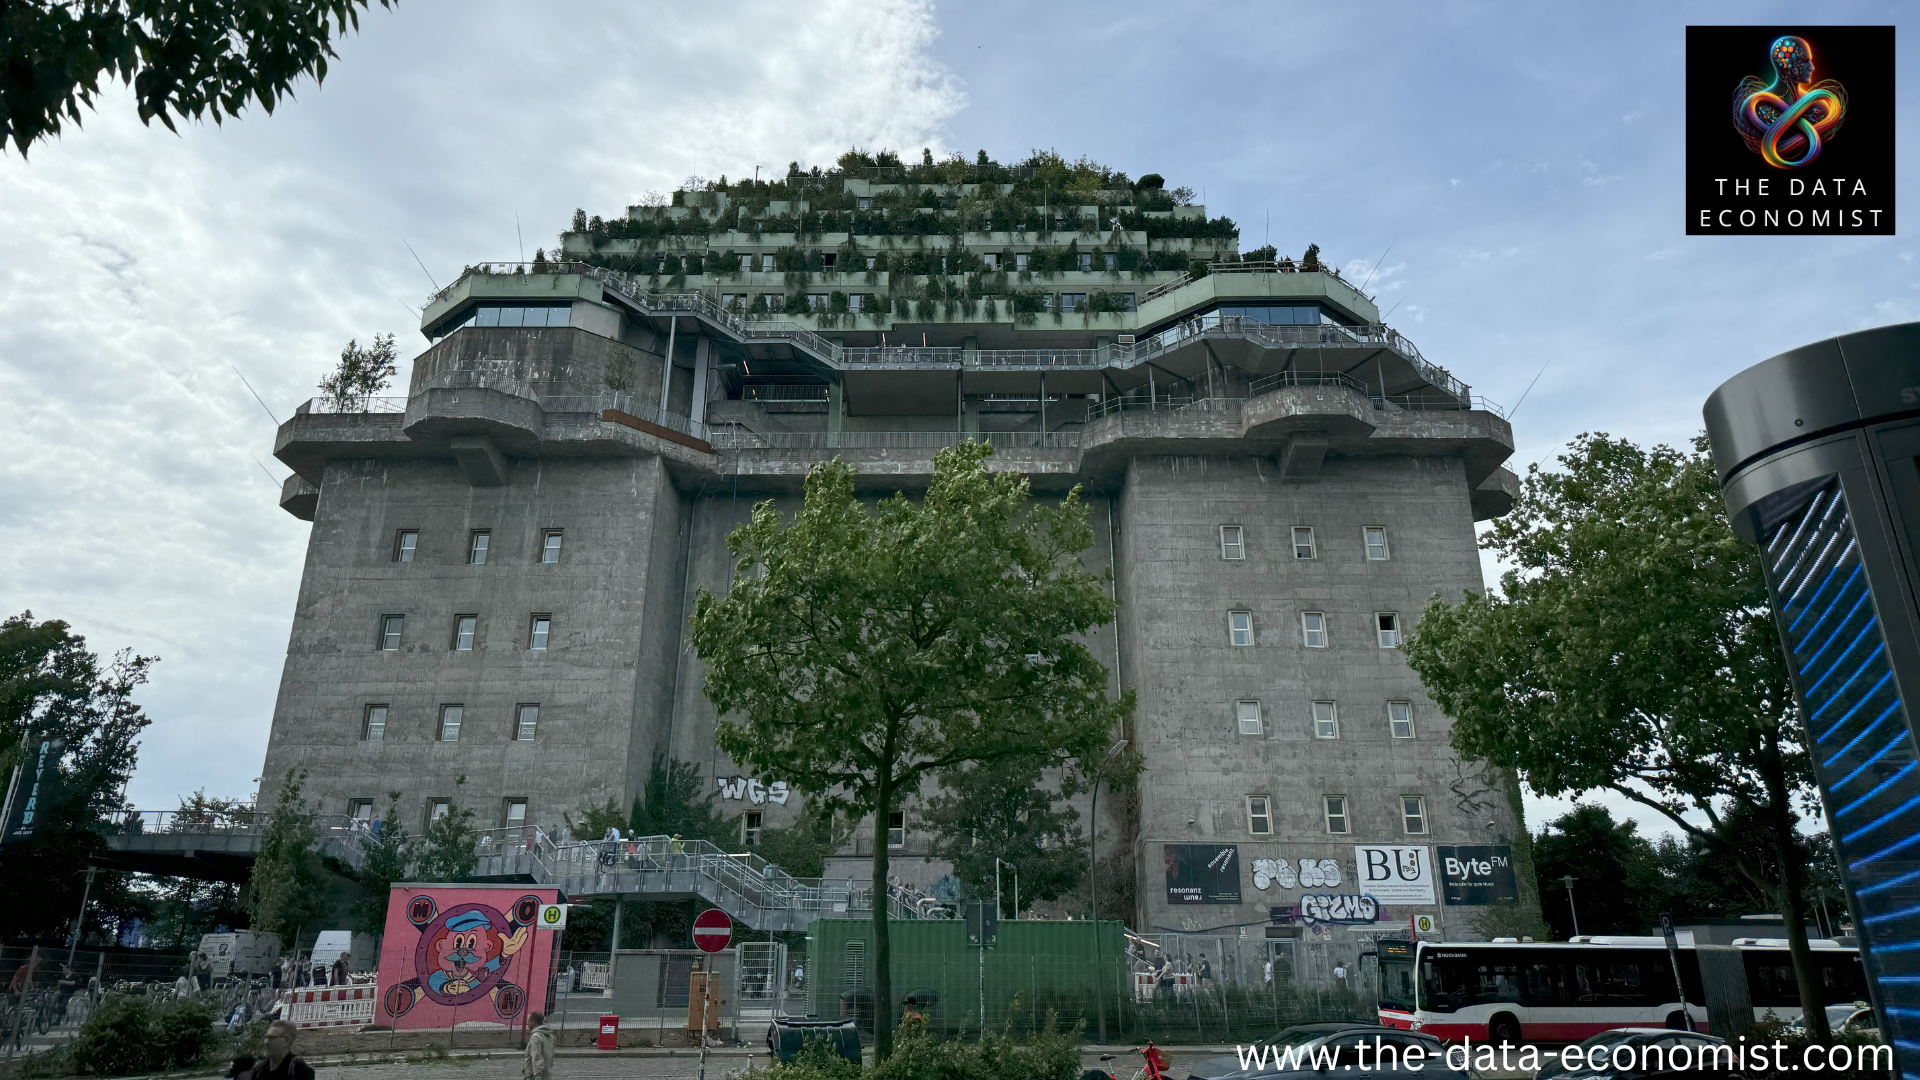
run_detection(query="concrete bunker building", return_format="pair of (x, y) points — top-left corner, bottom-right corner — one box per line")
(261, 156), (1528, 977)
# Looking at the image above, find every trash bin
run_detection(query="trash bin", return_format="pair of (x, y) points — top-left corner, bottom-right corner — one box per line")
(766, 1016), (860, 1063)
(597, 1013), (619, 1050)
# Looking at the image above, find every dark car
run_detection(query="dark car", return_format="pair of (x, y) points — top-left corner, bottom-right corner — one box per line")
(1184, 1022), (1471, 1080)
(1534, 1028), (1735, 1080)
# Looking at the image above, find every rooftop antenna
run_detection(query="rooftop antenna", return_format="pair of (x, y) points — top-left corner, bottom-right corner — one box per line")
(1507, 357), (1554, 420)
(1264, 208), (1269, 250)
(1359, 237), (1396, 295)
(515, 212), (525, 262)
(230, 364), (280, 426)
(1382, 296), (1408, 321)
(402, 238), (439, 290)
(248, 454), (282, 487)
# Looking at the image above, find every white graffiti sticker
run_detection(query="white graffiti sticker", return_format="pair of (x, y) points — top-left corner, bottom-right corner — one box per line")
(1251, 858), (1297, 890)
(1299, 893), (1380, 925)
(1297, 858), (1342, 888)
(716, 777), (791, 805)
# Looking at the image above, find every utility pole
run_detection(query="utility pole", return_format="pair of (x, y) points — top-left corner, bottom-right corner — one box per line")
(66, 867), (98, 969)
(1561, 875), (1580, 938)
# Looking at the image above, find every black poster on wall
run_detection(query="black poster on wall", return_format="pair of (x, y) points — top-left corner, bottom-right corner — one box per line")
(1165, 844), (1240, 905)
(1437, 845), (1519, 906)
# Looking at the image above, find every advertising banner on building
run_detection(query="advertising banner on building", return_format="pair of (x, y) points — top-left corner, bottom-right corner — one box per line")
(376, 885), (562, 1031)
(1437, 845), (1519, 905)
(3, 738), (64, 845)
(1353, 845), (1435, 905)
(1164, 844), (1241, 905)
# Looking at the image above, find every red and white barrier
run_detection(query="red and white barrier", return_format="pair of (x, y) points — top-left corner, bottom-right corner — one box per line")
(279, 985), (377, 1028)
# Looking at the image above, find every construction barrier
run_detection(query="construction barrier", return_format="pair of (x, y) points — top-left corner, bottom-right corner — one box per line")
(281, 985), (377, 1029)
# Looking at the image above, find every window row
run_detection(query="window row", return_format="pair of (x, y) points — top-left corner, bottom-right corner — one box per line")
(391, 529), (564, 564)
(1233, 699), (1416, 739)
(1228, 610), (1401, 648)
(1219, 525), (1391, 561)
(377, 614), (553, 651)
(360, 703), (542, 742)
(348, 796), (530, 832)
(725, 248), (1132, 276)
(1243, 794), (1429, 837)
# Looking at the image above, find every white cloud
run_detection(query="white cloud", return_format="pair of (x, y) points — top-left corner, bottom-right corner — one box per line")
(0, 0), (961, 808)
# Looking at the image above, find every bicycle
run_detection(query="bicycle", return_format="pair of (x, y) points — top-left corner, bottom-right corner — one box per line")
(1085, 1043), (1171, 1080)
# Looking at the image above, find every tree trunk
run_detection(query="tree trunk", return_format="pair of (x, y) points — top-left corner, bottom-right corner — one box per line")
(1760, 741), (1830, 1038)
(871, 767), (895, 1060)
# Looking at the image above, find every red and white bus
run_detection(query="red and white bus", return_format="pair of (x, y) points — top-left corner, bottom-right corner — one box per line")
(1377, 936), (1866, 1044)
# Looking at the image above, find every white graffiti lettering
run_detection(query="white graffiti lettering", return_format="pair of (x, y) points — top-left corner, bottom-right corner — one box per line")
(1251, 858), (1298, 890)
(1297, 858), (1341, 889)
(716, 776), (791, 804)
(1299, 893), (1379, 925)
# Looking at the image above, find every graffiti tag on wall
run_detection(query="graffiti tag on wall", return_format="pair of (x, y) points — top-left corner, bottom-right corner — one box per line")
(1299, 893), (1380, 925)
(716, 777), (791, 804)
(1250, 858), (1343, 890)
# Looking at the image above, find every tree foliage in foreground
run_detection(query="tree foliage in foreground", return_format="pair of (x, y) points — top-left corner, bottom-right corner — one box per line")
(248, 769), (329, 940)
(691, 442), (1132, 1058)
(923, 757), (1086, 914)
(1403, 434), (1830, 1035)
(2, 0), (396, 157)
(0, 612), (152, 941)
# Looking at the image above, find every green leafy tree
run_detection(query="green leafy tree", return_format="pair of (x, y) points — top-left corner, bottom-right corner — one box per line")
(566, 755), (738, 951)
(1402, 434), (1830, 1035)
(923, 758), (1085, 914)
(416, 777), (478, 882)
(2, 0), (398, 157)
(248, 769), (330, 941)
(317, 333), (397, 411)
(351, 790), (412, 939)
(691, 441), (1133, 1058)
(1532, 804), (1669, 939)
(0, 612), (153, 941)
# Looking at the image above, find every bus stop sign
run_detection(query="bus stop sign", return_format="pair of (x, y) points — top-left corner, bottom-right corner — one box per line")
(693, 908), (733, 953)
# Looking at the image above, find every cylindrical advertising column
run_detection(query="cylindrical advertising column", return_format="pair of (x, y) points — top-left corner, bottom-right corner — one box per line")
(1706, 323), (1920, 1061)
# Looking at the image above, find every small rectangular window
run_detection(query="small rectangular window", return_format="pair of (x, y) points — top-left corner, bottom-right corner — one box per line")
(469, 532), (490, 565)
(427, 799), (451, 827)
(1078, 253), (1093, 272)
(363, 705), (388, 742)
(529, 616), (551, 651)
(1389, 701), (1415, 738)
(821, 252), (836, 271)
(1060, 292), (1087, 311)
(1105, 254), (1118, 271)
(541, 531), (563, 564)
(1364, 526), (1390, 561)
(453, 616), (477, 652)
(857, 197), (873, 210)
(848, 294), (863, 313)
(1376, 612), (1400, 648)
(348, 799), (374, 822)
(1302, 612), (1328, 648)
(1313, 700), (1339, 739)
(743, 810), (764, 847)
(378, 615), (404, 651)
(394, 530), (418, 563)
(1324, 796), (1350, 834)
(1402, 795), (1428, 835)
(887, 811), (906, 848)
(438, 705), (463, 742)
(504, 799), (527, 829)
(808, 293), (829, 311)
(1293, 526), (1316, 560)
(515, 704), (539, 741)
(1015, 252), (1030, 272)
(1229, 611), (1254, 647)
(1220, 525), (1245, 560)
(1236, 700), (1262, 735)
(983, 253), (999, 270)
(1247, 796), (1272, 836)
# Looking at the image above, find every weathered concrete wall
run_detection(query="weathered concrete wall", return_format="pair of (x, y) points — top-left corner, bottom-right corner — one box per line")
(259, 454), (686, 834)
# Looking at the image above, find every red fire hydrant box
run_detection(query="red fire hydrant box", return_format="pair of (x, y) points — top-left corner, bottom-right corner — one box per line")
(598, 1013), (619, 1050)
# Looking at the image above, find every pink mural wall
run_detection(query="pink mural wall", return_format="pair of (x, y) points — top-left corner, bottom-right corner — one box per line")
(376, 886), (560, 1031)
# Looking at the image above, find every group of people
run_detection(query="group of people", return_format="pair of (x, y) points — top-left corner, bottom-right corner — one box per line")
(269, 952), (351, 990)
(1132, 946), (1215, 992)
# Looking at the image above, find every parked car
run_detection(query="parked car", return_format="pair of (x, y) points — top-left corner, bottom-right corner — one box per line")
(1533, 1027), (1734, 1080)
(1181, 1022), (1469, 1080)
(1788, 1001), (1877, 1038)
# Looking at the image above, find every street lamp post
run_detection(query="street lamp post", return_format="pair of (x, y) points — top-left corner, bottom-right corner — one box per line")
(1561, 875), (1580, 938)
(1089, 738), (1128, 1044)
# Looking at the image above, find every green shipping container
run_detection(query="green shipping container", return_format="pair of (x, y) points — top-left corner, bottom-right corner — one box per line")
(806, 918), (1128, 1036)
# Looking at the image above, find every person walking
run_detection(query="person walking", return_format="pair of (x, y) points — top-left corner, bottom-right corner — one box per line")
(190, 950), (212, 991)
(243, 1019), (315, 1079)
(522, 1010), (555, 1080)
(330, 955), (347, 987)
(1197, 953), (1213, 991)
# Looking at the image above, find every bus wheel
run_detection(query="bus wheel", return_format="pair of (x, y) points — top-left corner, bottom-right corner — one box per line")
(1489, 1015), (1521, 1047)
(1665, 1011), (1687, 1030)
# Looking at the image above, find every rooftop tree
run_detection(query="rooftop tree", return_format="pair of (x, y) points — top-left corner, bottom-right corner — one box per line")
(690, 441), (1132, 1058)
(1403, 433), (1830, 1036)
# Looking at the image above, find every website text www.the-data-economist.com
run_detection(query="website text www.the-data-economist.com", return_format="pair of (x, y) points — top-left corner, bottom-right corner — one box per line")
(1232, 1036), (1896, 1074)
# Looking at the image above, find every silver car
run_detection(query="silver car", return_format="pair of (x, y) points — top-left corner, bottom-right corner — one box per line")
(1183, 1023), (1470, 1080)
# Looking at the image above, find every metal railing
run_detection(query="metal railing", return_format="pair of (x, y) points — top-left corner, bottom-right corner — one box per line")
(708, 429), (1080, 451)
(1247, 369), (1372, 397)
(110, 809), (358, 837)
(743, 383), (831, 401)
(297, 395), (406, 415)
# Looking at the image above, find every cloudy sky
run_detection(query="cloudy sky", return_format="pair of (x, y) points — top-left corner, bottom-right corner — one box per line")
(1, 0), (1913, 838)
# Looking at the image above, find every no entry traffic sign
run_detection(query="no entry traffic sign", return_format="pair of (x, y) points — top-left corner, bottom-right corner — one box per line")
(693, 908), (733, 953)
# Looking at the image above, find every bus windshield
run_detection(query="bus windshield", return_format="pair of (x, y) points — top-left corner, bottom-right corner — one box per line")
(1380, 957), (1416, 1012)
